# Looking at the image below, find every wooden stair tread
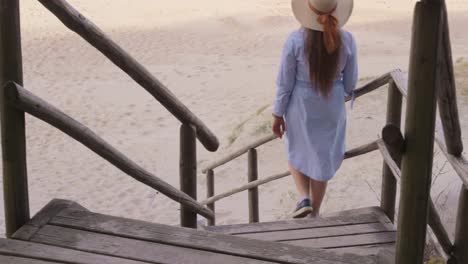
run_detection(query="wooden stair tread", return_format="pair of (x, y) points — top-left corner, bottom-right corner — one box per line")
(204, 206), (396, 259)
(4, 199), (382, 264)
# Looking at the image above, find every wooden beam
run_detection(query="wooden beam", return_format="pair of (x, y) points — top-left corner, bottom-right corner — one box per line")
(395, 1), (443, 263)
(206, 170), (215, 226)
(437, 2), (463, 156)
(202, 134), (277, 173)
(5, 82), (213, 220)
(200, 171), (291, 206)
(380, 83), (403, 223)
(377, 140), (454, 257)
(180, 124), (197, 228)
(248, 149), (259, 223)
(0, 0), (30, 237)
(202, 141), (379, 205)
(453, 187), (468, 264)
(37, 0), (219, 152)
(343, 141), (379, 159)
(345, 72), (392, 102)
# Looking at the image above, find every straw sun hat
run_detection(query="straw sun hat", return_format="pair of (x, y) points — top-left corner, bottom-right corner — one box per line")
(291, 0), (354, 31)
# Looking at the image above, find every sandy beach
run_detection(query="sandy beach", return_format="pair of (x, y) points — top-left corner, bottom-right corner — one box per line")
(0, 0), (467, 237)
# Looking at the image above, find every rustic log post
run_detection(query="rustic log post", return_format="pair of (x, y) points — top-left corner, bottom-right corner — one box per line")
(248, 148), (259, 223)
(381, 81), (403, 222)
(180, 124), (197, 228)
(395, 1), (443, 264)
(453, 187), (468, 263)
(437, 3), (463, 156)
(0, 0), (30, 237)
(206, 169), (215, 226)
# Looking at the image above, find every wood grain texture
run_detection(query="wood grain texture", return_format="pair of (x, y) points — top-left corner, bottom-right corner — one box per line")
(0, 0), (30, 237)
(0, 255), (64, 264)
(206, 169), (215, 226)
(202, 134), (277, 173)
(12, 199), (85, 240)
(437, 3), (463, 156)
(235, 222), (395, 242)
(5, 83), (213, 219)
(0, 238), (147, 264)
(286, 232), (396, 249)
(381, 82), (403, 223)
(180, 124), (198, 228)
(31, 225), (277, 264)
(37, 0), (219, 151)
(395, 2), (443, 263)
(206, 211), (385, 235)
(248, 148), (259, 223)
(49, 208), (379, 264)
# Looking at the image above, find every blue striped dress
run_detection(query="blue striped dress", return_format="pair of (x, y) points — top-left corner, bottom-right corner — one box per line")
(273, 28), (358, 182)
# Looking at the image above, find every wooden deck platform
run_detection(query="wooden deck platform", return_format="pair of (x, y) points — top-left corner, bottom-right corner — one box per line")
(0, 199), (393, 264)
(205, 207), (396, 258)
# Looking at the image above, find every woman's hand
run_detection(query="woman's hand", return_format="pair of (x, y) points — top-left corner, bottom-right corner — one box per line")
(272, 115), (286, 139)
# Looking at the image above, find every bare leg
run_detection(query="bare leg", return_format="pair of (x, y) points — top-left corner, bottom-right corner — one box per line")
(289, 163), (310, 199)
(309, 179), (328, 217)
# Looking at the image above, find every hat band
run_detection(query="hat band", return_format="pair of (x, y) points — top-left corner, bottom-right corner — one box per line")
(308, 2), (339, 54)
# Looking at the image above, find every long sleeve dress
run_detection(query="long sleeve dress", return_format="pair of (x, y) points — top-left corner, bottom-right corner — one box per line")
(273, 28), (358, 182)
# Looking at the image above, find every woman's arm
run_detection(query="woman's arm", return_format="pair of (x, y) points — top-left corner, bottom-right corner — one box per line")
(272, 34), (298, 118)
(343, 33), (358, 100)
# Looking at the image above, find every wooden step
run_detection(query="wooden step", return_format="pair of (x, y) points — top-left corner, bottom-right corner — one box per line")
(204, 207), (396, 258)
(4, 199), (384, 264)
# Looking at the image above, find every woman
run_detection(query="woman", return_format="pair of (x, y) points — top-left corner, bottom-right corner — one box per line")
(272, 0), (357, 218)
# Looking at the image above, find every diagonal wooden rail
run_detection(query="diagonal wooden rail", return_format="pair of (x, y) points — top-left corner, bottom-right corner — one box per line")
(5, 82), (214, 220)
(37, 0), (219, 152)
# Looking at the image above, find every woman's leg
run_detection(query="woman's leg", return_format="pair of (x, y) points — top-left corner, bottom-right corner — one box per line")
(309, 179), (328, 216)
(289, 163), (310, 199)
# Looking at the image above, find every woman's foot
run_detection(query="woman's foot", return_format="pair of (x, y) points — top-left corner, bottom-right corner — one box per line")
(291, 198), (313, 218)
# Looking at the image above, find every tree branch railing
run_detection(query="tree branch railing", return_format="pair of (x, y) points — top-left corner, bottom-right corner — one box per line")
(4, 82), (214, 220)
(37, 0), (219, 152)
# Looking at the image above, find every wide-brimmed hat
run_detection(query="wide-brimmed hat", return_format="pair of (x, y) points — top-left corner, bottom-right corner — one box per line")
(291, 0), (353, 31)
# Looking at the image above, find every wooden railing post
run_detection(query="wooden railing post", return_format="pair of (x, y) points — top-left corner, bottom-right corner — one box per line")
(248, 148), (259, 223)
(395, 1), (443, 264)
(180, 124), (197, 228)
(0, 0), (30, 237)
(207, 169), (215, 226)
(453, 187), (468, 264)
(381, 80), (403, 222)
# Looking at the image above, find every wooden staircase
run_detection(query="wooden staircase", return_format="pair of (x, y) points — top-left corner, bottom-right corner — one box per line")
(0, 199), (393, 264)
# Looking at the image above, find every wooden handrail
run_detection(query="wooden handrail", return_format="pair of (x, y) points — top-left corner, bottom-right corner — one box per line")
(202, 134), (277, 173)
(377, 138), (454, 257)
(202, 70), (401, 173)
(201, 140), (380, 205)
(5, 82), (214, 220)
(38, 0), (219, 152)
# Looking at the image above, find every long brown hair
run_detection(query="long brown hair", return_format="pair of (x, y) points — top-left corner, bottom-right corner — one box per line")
(304, 29), (341, 98)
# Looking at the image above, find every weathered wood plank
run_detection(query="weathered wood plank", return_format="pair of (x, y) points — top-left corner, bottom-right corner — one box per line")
(345, 72), (392, 102)
(206, 169), (215, 226)
(206, 213), (382, 234)
(0, 0), (30, 237)
(437, 2), (463, 156)
(37, 0), (219, 152)
(50, 209), (378, 264)
(180, 124), (197, 228)
(453, 187), (468, 264)
(5, 83), (213, 220)
(248, 148), (259, 223)
(12, 199), (86, 240)
(381, 82), (403, 223)
(202, 134), (277, 173)
(32, 225), (277, 264)
(329, 244), (395, 257)
(201, 142), (379, 206)
(0, 255), (64, 264)
(286, 232), (396, 249)
(0, 238), (147, 264)
(235, 222), (395, 242)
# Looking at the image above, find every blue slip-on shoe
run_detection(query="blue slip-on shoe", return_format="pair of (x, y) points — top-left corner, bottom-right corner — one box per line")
(291, 198), (313, 219)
